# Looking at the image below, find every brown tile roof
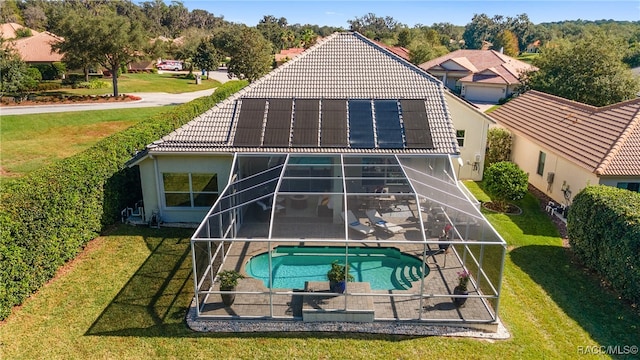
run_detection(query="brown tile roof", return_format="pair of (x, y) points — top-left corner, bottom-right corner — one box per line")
(489, 90), (640, 176)
(419, 50), (536, 85)
(275, 47), (305, 62)
(10, 31), (63, 62)
(0, 22), (39, 39)
(372, 40), (411, 61)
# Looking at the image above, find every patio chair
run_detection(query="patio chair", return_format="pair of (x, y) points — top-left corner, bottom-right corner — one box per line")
(365, 209), (405, 234)
(342, 210), (375, 236)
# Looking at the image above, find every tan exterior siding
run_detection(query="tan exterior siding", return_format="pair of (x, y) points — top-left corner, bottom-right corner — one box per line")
(139, 154), (233, 223)
(510, 132), (598, 205)
(445, 92), (492, 181)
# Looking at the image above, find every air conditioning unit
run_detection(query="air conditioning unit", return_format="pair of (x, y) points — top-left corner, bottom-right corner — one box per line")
(546, 172), (555, 184)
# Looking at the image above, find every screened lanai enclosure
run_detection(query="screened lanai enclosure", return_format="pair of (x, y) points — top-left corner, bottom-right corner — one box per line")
(191, 153), (506, 329)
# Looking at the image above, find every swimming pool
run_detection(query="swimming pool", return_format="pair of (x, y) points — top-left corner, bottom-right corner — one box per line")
(244, 246), (427, 290)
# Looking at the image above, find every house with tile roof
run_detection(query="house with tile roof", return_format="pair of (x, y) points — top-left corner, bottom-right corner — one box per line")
(1, 22), (39, 39)
(419, 49), (537, 104)
(8, 30), (63, 64)
(127, 32), (506, 329)
(275, 47), (305, 66)
(489, 90), (640, 206)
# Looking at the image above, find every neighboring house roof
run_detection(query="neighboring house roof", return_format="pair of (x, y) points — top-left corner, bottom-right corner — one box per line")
(0, 22), (39, 39)
(419, 50), (536, 85)
(372, 40), (411, 61)
(143, 32), (457, 157)
(489, 90), (640, 176)
(10, 31), (63, 62)
(275, 47), (305, 63)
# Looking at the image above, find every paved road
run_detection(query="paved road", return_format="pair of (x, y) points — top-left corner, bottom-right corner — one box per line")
(1, 69), (234, 116)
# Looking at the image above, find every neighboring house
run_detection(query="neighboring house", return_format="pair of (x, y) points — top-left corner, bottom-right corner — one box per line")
(372, 39), (411, 61)
(419, 49), (537, 103)
(525, 40), (541, 53)
(445, 92), (495, 181)
(8, 30), (63, 64)
(0, 22), (38, 39)
(489, 90), (640, 207)
(274, 47), (305, 66)
(127, 32), (506, 328)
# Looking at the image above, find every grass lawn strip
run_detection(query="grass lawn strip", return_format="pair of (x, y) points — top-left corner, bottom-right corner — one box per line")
(0, 107), (173, 177)
(0, 184), (638, 358)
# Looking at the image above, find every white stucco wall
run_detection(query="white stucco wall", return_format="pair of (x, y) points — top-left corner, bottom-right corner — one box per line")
(137, 153), (234, 223)
(445, 92), (492, 181)
(510, 133), (599, 205)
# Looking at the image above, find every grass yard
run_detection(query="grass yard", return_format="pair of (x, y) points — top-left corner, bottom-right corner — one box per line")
(53, 72), (220, 95)
(0, 184), (638, 359)
(0, 107), (174, 177)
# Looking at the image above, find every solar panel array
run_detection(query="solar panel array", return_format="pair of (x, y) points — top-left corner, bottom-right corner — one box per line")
(232, 98), (434, 149)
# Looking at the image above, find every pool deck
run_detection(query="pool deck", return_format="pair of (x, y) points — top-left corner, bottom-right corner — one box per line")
(195, 239), (498, 331)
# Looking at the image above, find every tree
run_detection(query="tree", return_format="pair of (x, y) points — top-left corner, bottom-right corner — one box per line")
(226, 26), (273, 82)
(192, 38), (222, 74)
(0, 39), (38, 99)
(463, 13), (496, 49)
(483, 161), (528, 211)
(493, 29), (519, 56)
(527, 30), (640, 106)
(485, 128), (512, 167)
(22, 6), (48, 31)
(348, 13), (402, 41)
(52, 9), (100, 82)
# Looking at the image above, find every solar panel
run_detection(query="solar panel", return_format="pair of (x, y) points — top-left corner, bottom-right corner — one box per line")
(262, 99), (292, 146)
(322, 99), (347, 112)
(291, 100), (319, 147)
(377, 131), (404, 148)
(400, 99), (433, 148)
(233, 99), (266, 146)
(348, 100), (374, 149)
(320, 129), (348, 147)
(400, 99), (426, 113)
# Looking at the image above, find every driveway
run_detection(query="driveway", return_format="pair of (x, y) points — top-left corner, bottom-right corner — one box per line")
(1, 69), (235, 116)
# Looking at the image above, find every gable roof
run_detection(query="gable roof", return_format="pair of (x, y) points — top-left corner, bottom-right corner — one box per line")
(145, 32), (457, 156)
(419, 49), (536, 85)
(10, 31), (63, 62)
(0, 22), (39, 39)
(489, 90), (640, 176)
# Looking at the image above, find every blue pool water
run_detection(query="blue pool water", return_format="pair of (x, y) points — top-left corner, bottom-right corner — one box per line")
(244, 246), (426, 290)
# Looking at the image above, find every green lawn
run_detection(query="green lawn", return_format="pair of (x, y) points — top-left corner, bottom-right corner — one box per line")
(0, 183), (637, 359)
(0, 107), (174, 177)
(52, 72), (220, 95)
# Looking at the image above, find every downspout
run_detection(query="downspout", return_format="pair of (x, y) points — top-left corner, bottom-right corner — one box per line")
(152, 155), (164, 220)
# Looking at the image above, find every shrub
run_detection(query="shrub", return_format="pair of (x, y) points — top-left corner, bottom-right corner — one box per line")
(567, 186), (640, 306)
(483, 161), (528, 210)
(27, 67), (42, 82)
(36, 82), (62, 91)
(0, 80), (249, 320)
(485, 128), (512, 168)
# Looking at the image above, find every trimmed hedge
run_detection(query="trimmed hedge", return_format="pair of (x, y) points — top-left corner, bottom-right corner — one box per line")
(0, 80), (248, 319)
(567, 186), (640, 306)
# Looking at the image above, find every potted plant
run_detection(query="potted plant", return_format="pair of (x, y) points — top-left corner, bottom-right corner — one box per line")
(326, 260), (355, 293)
(218, 269), (244, 306)
(453, 270), (470, 307)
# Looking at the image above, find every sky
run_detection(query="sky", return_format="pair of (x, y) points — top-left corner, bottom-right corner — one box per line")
(179, 0), (640, 28)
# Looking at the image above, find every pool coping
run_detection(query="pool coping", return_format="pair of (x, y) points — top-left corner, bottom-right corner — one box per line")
(186, 297), (511, 339)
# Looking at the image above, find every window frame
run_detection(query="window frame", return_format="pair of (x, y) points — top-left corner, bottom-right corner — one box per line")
(456, 129), (465, 147)
(162, 172), (219, 209)
(536, 151), (546, 176)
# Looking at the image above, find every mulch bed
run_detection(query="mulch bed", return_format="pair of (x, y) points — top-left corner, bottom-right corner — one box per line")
(0, 94), (141, 107)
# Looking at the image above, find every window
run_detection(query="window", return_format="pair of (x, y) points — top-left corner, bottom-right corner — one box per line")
(536, 152), (546, 176)
(456, 130), (465, 147)
(163, 173), (218, 208)
(617, 182), (640, 192)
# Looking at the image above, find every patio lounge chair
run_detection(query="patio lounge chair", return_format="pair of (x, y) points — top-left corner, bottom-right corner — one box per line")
(342, 210), (375, 236)
(365, 210), (405, 234)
